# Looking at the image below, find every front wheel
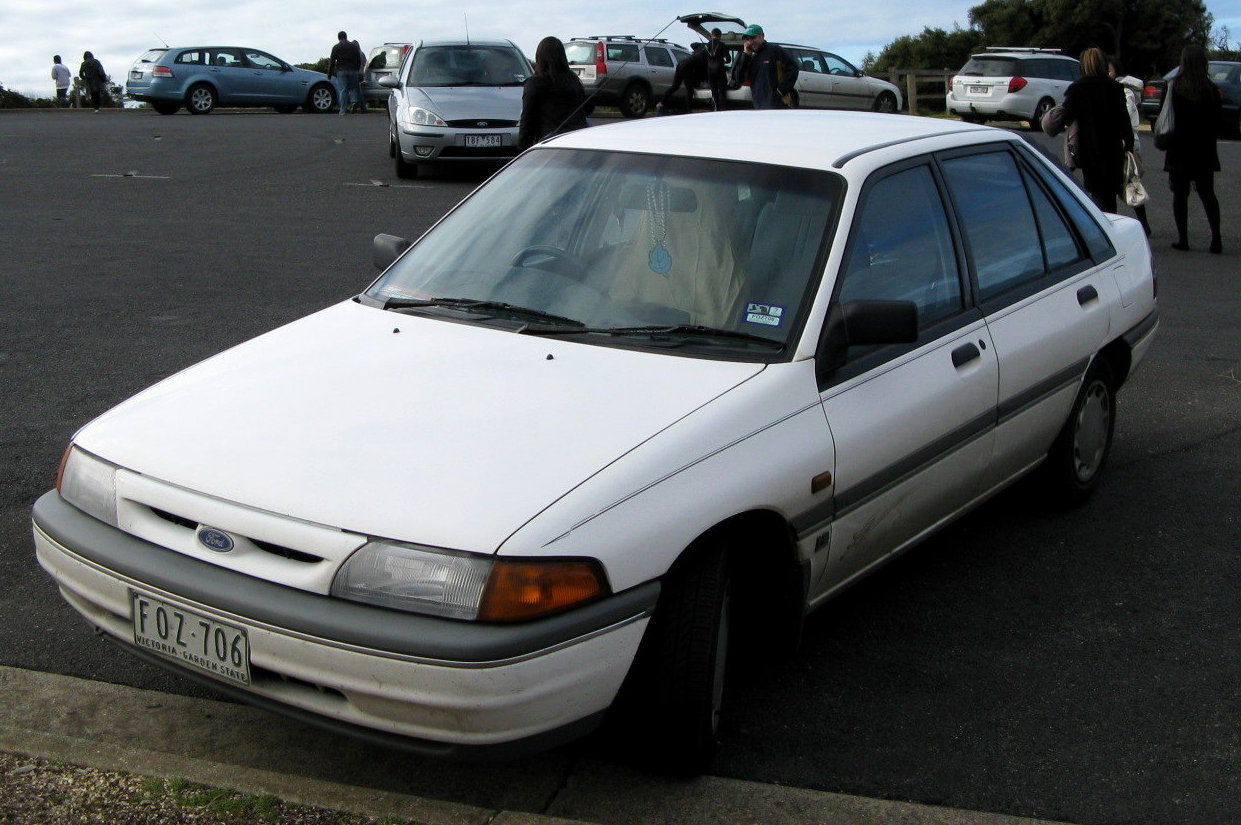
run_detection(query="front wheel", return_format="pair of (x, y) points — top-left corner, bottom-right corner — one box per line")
(1042, 358), (1116, 507)
(872, 91), (898, 113)
(185, 84), (216, 115)
(1029, 98), (1055, 132)
(306, 84), (336, 114)
(618, 82), (650, 118)
(634, 543), (732, 774)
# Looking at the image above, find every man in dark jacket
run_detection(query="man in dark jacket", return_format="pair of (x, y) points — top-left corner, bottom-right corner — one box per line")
(731, 25), (798, 109)
(328, 31), (365, 114)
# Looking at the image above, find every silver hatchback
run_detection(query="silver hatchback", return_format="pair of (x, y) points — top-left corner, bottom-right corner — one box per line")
(564, 36), (691, 118)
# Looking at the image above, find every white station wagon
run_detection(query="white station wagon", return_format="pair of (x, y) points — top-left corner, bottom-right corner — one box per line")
(34, 111), (1157, 772)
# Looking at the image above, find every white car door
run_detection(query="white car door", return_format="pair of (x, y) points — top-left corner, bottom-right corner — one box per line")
(938, 147), (1114, 490)
(815, 160), (998, 596)
(786, 48), (833, 109)
(820, 52), (871, 110)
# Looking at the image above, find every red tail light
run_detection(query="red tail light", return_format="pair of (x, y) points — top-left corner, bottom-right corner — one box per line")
(1007, 76), (1028, 94)
(152, 65), (173, 78)
(595, 42), (607, 75)
(1142, 85), (1161, 100)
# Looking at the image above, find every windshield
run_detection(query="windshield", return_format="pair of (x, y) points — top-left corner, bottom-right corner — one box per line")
(407, 45), (529, 86)
(367, 148), (842, 359)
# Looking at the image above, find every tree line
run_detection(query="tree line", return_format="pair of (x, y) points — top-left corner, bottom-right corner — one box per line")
(864, 0), (1234, 79)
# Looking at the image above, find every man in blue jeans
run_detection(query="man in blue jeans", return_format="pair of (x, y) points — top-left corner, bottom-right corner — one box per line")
(328, 31), (365, 114)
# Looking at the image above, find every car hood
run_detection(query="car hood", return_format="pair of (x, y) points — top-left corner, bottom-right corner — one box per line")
(403, 85), (525, 120)
(76, 301), (764, 552)
(292, 66), (329, 82)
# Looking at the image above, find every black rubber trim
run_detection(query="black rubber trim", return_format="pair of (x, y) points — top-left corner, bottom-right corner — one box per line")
(1121, 308), (1159, 350)
(34, 491), (658, 664)
(996, 359), (1088, 425)
(103, 634), (606, 761)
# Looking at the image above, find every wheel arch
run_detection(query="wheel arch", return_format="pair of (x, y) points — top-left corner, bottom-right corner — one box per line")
(1096, 337), (1133, 390)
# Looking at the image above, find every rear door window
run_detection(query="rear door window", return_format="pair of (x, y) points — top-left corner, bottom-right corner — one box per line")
(644, 47), (674, 68)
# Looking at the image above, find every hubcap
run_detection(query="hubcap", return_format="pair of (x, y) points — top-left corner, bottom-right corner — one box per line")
(1073, 380), (1110, 481)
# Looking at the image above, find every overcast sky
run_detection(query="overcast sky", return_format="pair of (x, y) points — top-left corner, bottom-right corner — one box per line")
(4, 0), (1240, 97)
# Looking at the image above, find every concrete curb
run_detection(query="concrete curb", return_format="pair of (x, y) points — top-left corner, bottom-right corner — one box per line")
(0, 666), (1074, 825)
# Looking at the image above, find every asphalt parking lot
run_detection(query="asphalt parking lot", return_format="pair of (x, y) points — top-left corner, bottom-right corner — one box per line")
(1, 108), (1238, 825)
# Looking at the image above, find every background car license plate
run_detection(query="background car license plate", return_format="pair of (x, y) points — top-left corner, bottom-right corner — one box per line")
(969, 85), (988, 95)
(465, 134), (502, 148)
(130, 590), (250, 685)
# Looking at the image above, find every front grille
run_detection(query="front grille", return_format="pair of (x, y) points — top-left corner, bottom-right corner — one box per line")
(145, 505), (324, 564)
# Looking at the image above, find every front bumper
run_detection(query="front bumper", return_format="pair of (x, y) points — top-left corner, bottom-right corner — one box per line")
(33, 491), (656, 756)
(395, 127), (520, 164)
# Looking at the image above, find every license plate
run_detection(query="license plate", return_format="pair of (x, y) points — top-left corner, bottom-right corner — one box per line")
(464, 134), (502, 148)
(969, 85), (989, 95)
(130, 590), (250, 685)
(130, 71), (143, 80)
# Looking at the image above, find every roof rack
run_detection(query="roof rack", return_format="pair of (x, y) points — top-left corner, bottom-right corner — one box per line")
(580, 35), (677, 44)
(983, 46), (1064, 54)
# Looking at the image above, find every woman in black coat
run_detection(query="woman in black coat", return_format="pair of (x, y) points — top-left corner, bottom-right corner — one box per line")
(518, 37), (589, 151)
(1058, 47), (1133, 213)
(1161, 44), (1223, 253)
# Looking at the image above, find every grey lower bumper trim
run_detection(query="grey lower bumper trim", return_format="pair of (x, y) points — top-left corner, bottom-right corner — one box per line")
(34, 490), (658, 664)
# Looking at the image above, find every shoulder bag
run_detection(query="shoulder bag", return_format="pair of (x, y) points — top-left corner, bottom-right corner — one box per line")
(1153, 81), (1175, 150)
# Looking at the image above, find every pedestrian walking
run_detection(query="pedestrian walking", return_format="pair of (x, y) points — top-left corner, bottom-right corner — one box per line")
(328, 31), (365, 114)
(1159, 44), (1223, 254)
(518, 36), (588, 150)
(730, 25), (798, 110)
(78, 51), (108, 112)
(1109, 57), (1152, 235)
(51, 55), (72, 108)
(1043, 47), (1132, 213)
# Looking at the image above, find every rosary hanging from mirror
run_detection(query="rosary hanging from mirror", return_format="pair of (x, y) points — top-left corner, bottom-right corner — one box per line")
(646, 180), (672, 276)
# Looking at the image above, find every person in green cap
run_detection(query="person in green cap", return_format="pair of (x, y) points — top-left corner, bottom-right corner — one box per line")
(731, 24), (799, 109)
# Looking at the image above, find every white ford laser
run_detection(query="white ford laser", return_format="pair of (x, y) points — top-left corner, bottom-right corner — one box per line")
(34, 110), (1157, 772)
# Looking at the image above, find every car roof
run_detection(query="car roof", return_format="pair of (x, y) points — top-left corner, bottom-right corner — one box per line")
(968, 51), (1076, 61)
(415, 39), (519, 48)
(543, 110), (1009, 175)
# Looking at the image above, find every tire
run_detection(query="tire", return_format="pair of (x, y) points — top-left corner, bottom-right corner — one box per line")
(394, 145), (418, 179)
(185, 84), (216, 115)
(152, 102), (180, 115)
(1043, 358), (1116, 507)
(618, 82), (651, 119)
(1029, 97), (1055, 132)
(872, 91), (898, 113)
(636, 543), (732, 774)
(306, 84), (336, 114)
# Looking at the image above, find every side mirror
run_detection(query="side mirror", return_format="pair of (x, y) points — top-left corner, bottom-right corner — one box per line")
(816, 300), (918, 381)
(379, 76), (400, 88)
(373, 233), (412, 270)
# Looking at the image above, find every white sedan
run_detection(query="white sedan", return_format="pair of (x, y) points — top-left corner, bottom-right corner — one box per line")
(34, 111), (1156, 773)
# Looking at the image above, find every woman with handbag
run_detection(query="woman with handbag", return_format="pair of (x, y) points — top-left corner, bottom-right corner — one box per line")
(1159, 45), (1222, 253)
(1047, 48), (1133, 213)
(1109, 58), (1152, 236)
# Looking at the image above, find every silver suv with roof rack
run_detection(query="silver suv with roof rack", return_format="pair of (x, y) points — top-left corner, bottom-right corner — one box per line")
(564, 35), (692, 118)
(946, 47), (1080, 131)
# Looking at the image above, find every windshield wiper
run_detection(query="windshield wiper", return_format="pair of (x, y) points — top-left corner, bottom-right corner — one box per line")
(384, 297), (586, 328)
(520, 323), (783, 348)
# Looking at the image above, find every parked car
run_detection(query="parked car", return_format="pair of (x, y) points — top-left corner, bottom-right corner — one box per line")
(946, 47), (1080, 130)
(564, 35), (692, 117)
(362, 42), (412, 108)
(678, 13), (902, 112)
(383, 39), (531, 178)
(1140, 60), (1241, 137)
(34, 110), (1157, 772)
(125, 47), (336, 115)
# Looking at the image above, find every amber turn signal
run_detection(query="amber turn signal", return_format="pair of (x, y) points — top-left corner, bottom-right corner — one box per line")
(477, 559), (608, 622)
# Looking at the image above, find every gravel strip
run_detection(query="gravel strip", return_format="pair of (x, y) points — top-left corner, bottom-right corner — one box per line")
(0, 751), (413, 825)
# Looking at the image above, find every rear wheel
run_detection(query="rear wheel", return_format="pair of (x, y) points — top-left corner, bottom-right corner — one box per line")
(1029, 97), (1055, 132)
(1043, 358), (1116, 507)
(872, 90), (898, 113)
(185, 84), (216, 115)
(152, 102), (180, 115)
(618, 82), (651, 118)
(306, 84), (336, 114)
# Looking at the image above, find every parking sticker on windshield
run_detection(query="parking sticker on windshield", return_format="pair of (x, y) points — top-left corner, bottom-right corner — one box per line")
(744, 303), (784, 327)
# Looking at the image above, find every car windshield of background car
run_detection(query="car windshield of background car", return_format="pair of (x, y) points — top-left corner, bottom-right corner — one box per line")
(368, 148), (842, 357)
(407, 46), (529, 87)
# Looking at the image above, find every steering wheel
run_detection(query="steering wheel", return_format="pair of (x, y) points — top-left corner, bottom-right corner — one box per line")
(510, 245), (579, 272)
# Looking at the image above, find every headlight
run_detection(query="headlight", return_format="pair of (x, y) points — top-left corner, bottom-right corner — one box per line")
(401, 106), (446, 128)
(331, 540), (608, 622)
(57, 445), (119, 527)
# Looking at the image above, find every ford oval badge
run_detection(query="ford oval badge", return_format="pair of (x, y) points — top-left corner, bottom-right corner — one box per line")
(197, 527), (235, 553)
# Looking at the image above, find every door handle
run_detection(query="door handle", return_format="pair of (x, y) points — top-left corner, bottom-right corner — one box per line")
(1077, 284), (1099, 305)
(951, 342), (981, 368)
